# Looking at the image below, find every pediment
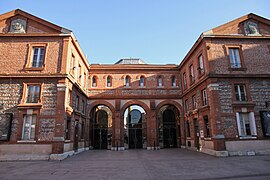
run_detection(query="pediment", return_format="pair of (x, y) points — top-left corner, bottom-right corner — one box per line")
(203, 13), (270, 36)
(0, 9), (71, 34)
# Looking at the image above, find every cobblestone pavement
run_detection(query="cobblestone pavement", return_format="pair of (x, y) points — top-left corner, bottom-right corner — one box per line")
(1, 149), (270, 180)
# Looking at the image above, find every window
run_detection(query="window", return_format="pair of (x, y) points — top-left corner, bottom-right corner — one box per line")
(75, 95), (79, 111)
(172, 76), (176, 87)
(157, 76), (163, 87)
(192, 95), (197, 110)
(139, 76), (145, 87)
(31, 47), (45, 68)
(235, 85), (247, 101)
(190, 65), (195, 83)
(183, 73), (187, 89)
(22, 114), (36, 140)
(92, 76), (97, 87)
(202, 89), (207, 106)
(186, 121), (191, 137)
(185, 99), (189, 113)
(82, 99), (85, 114)
(65, 118), (71, 140)
(204, 116), (211, 138)
(229, 48), (241, 68)
(107, 76), (112, 87)
(198, 55), (204, 75)
(70, 54), (75, 75)
(26, 85), (40, 103)
(260, 111), (270, 137)
(83, 72), (87, 88)
(68, 90), (72, 107)
(81, 121), (85, 139)
(125, 76), (130, 87)
(236, 112), (257, 137)
(78, 64), (82, 82)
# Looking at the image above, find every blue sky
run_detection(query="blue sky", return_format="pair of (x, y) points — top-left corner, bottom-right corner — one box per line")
(1, 0), (270, 65)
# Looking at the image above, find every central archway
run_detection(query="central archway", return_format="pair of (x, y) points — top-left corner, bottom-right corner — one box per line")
(124, 105), (147, 149)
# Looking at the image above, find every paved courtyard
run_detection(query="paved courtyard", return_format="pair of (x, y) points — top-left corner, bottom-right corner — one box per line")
(0, 149), (270, 180)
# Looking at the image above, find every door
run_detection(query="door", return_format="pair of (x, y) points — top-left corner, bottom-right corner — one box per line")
(194, 119), (200, 150)
(73, 120), (79, 152)
(128, 128), (142, 149)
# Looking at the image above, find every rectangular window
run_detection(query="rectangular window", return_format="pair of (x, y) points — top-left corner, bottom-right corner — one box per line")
(192, 95), (197, 110)
(235, 84), (247, 101)
(78, 64), (82, 82)
(236, 112), (257, 137)
(198, 55), (204, 75)
(82, 100), (85, 114)
(202, 89), (207, 106)
(229, 48), (241, 68)
(75, 95), (79, 111)
(65, 118), (71, 140)
(260, 111), (270, 137)
(186, 121), (191, 137)
(26, 85), (40, 103)
(22, 114), (36, 140)
(204, 116), (211, 138)
(190, 65), (195, 83)
(185, 99), (189, 113)
(183, 73), (187, 89)
(32, 47), (45, 68)
(70, 54), (75, 75)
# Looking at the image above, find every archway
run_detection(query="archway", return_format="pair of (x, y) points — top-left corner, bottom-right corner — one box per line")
(90, 105), (112, 149)
(124, 105), (147, 149)
(158, 105), (179, 148)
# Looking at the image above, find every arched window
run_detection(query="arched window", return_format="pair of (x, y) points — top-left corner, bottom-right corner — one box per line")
(172, 76), (176, 87)
(157, 76), (163, 87)
(139, 76), (145, 87)
(125, 76), (130, 87)
(107, 76), (112, 87)
(92, 76), (97, 87)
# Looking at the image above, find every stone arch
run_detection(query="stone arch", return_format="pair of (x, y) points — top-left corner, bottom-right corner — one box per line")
(120, 100), (150, 116)
(155, 100), (182, 116)
(89, 100), (115, 115)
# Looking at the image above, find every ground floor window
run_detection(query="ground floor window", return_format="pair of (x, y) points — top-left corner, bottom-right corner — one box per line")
(236, 112), (257, 137)
(260, 111), (270, 137)
(22, 114), (36, 140)
(203, 116), (211, 138)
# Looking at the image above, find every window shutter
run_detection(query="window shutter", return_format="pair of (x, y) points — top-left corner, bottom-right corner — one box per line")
(249, 112), (257, 136)
(236, 112), (242, 136)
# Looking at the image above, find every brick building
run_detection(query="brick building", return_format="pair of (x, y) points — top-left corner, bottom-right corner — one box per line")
(0, 10), (270, 160)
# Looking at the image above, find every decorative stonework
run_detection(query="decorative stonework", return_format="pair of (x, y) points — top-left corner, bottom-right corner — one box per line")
(9, 19), (26, 33)
(244, 21), (260, 35)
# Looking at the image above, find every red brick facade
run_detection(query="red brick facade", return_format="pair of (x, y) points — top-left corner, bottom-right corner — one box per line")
(0, 10), (270, 160)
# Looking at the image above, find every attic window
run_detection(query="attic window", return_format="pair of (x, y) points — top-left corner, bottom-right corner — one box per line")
(244, 21), (260, 35)
(9, 19), (26, 33)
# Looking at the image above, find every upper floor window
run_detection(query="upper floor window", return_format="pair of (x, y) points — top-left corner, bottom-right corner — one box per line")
(234, 84), (247, 101)
(92, 76), (97, 87)
(78, 64), (82, 82)
(202, 89), (207, 106)
(26, 85), (40, 103)
(189, 64), (195, 83)
(198, 54), (204, 75)
(192, 95), (197, 110)
(183, 73), (187, 89)
(107, 76), (112, 87)
(185, 99), (189, 113)
(139, 76), (145, 87)
(125, 76), (131, 87)
(82, 99), (85, 114)
(229, 48), (241, 68)
(75, 95), (79, 111)
(32, 47), (45, 68)
(22, 114), (36, 141)
(157, 76), (163, 87)
(70, 54), (75, 75)
(172, 76), (176, 87)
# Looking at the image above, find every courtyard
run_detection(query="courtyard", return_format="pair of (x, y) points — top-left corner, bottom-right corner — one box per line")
(0, 149), (270, 180)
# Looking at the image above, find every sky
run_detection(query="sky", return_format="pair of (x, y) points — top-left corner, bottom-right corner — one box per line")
(1, 0), (270, 65)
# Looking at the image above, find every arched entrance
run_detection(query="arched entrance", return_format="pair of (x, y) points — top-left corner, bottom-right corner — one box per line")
(124, 105), (147, 149)
(158, 105), (179, 148)
(91, 105), (112, 149)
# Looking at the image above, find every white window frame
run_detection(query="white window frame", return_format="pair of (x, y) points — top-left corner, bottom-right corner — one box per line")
(229, 48), (241, 68)
(32, 47), (45, 68)
(236, 112), (257, 137)
(198, 55), (204, 74)
(22, 114), (36, 140)
(235, 84), (247, 101)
